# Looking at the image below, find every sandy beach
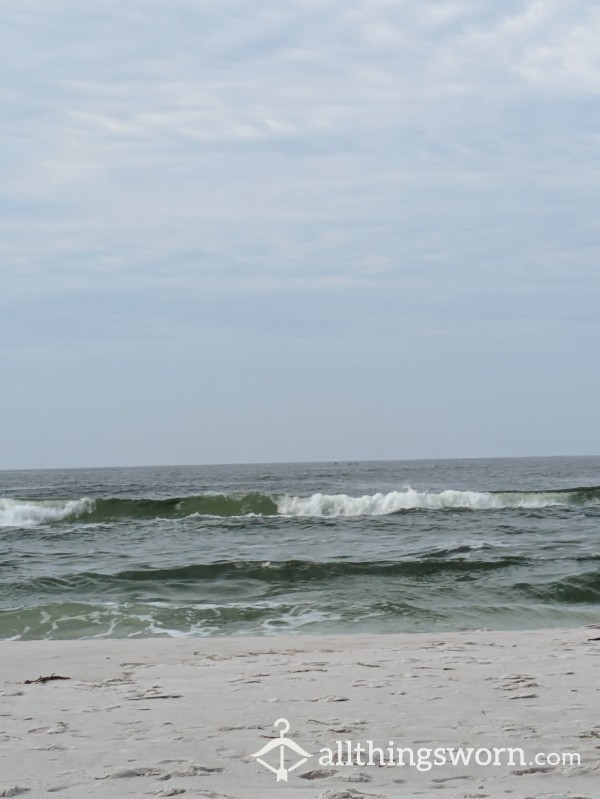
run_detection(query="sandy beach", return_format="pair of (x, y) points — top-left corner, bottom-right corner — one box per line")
(1, 627), (599, 798)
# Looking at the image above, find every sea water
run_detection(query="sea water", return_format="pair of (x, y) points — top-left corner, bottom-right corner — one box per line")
(1, 457), (599, 639)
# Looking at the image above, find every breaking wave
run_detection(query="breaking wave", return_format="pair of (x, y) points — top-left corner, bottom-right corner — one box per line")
(275, 488), (593, 516)
(1, 485), (599, 527)
(0, 498), (94, 528)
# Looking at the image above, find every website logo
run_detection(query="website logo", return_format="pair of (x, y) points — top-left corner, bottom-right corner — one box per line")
(251, 718), (313, 782)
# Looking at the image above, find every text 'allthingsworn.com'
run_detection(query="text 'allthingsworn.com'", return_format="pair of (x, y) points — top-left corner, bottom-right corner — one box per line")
(250, 720), (583, 782)
(317, 740), (581, 772)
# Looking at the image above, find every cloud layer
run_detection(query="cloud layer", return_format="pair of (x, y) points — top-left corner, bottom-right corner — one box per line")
(2, 1), (599, 466)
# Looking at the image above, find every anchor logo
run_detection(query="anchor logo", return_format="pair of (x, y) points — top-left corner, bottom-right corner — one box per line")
(251, 718), (312, 782)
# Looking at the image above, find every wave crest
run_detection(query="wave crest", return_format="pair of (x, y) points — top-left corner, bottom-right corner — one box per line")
(0, 498), (94, 528)
(276, 488), (583, 517)
(1, 485), (598, 526)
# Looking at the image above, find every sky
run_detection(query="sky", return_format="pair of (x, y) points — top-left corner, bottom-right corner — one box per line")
(1, 0), (599, 469)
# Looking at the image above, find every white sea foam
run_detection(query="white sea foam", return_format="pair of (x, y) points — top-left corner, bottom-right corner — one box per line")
(276, 488), (568, 517)
(0, 498), (94, 528)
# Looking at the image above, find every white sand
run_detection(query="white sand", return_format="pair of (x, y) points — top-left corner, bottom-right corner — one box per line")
(1, 628), (599, 798)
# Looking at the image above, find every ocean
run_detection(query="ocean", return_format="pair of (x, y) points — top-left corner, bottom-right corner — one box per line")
(1, 457), (599, 640)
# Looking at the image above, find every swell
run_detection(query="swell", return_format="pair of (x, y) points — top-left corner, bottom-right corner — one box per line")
(0, 555), (549, 593)
(515, 571), (600, 603)
(2, 485), (600, 527)
(5, 559), (600, 607)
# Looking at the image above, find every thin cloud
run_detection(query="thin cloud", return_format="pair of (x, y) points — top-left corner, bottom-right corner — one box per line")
(1, 1), (599, 465)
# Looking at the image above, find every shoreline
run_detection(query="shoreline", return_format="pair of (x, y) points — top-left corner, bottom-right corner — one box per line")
(1, 627), (599, 797)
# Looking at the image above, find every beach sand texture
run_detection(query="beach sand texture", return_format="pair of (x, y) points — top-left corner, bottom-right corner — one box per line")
(1, 628), (599, 798)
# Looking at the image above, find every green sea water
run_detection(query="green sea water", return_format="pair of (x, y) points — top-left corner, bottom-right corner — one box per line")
(1, 457), (599, 639)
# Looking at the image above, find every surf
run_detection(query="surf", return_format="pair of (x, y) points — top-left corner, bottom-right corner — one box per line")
(2, 485), (600, 527)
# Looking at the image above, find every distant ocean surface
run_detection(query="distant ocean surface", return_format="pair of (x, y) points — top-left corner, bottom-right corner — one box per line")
(1, 457), (599, 640)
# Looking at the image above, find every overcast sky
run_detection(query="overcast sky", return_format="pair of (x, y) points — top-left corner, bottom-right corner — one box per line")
(1, 0), (599, 469)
